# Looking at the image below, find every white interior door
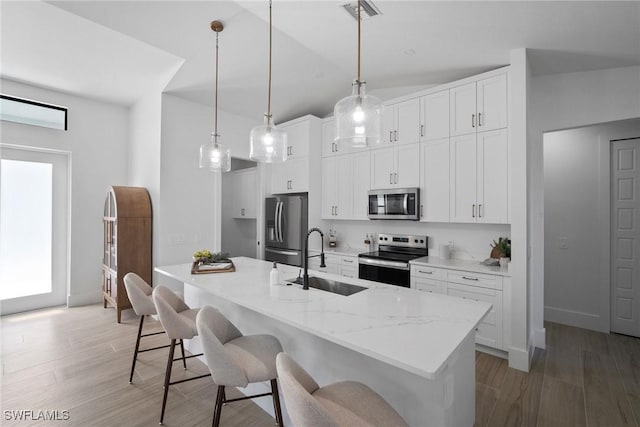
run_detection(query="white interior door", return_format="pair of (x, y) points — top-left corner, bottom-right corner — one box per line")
(0, 145), (69, 315)
(611, 138), (640, 336)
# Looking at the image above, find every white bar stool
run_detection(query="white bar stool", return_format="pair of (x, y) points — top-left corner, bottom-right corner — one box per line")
(196, 305), (285, 427)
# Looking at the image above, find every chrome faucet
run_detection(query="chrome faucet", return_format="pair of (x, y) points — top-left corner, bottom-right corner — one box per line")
(303, 228), (326, 290)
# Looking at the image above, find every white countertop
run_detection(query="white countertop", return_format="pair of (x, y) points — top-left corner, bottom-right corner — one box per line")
(156, 257), (491, 379)
(411, 256), (512, 277)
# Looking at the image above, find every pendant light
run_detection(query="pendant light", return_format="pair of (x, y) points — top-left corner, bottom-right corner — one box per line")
(334, 0), (383, 148)
(199, 20), (231, 172)
(250, 0), (287, 163)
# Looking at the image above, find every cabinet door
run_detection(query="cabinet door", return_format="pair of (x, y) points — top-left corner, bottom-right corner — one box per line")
(270, 163), (289, 194)
(382, 104), (396, 146)
(395, 143), (420, 188)
(287, 158), (309, 193)
(396, 98), (420, 145)
(477, 74), (507, 132)
(335, 155), (353, 219)
(322, 119), (340, 157)
(240, 169), (257, 218)
(282, 121), (309, 159)
(321, 157), (338, 219)
(450, 82), (477, 137)
(352, 151), (371, 220)
(420, 138), (450, 222)
(477, 129), (508, 224)
(370, 147), (396, 189)
(450, 134), (477, 223)
(421, 89), (449, 141)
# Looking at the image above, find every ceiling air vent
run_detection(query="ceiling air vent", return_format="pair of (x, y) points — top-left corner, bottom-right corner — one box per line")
(342, 0), (382, 20)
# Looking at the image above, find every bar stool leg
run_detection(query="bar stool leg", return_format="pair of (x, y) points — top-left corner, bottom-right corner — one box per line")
(129, 315), (145, 383)
(271, 379), (284, 427)
(179, 339), (187, 370)
(159, 339), (176, 425)
(212, 385), (225, 427)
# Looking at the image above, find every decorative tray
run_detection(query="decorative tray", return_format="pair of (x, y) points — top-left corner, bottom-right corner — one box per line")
(191, 259), (235, 274)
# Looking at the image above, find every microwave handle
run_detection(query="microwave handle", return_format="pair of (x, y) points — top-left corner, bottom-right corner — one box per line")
(404, 193), (408, 214)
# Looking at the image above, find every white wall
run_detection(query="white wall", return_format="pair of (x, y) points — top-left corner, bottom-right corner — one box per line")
(530, 65), (640, 334)
(544, 119), (640, 331)
(0, 78), (129, 306)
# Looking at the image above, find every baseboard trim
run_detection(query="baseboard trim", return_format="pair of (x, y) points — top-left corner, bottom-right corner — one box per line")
(544, 305), (607, 332)
(533, 327), (546, 350)
(508, 346), (529, 372)
(67, 290), (102, 307)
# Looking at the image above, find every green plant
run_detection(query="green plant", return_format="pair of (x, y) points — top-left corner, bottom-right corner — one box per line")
(193, 249), (213, 259)
(490, 237), (511, 258)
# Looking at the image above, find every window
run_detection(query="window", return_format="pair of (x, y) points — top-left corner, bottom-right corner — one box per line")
(0, 94), (67, 130)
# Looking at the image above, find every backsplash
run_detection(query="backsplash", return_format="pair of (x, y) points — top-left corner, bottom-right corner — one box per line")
(314, 219), (510, 261)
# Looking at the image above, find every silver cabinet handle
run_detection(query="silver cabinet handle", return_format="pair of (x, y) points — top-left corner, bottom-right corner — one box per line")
(418, 270), (433, 274)
(472, 204), (476, 218)
(420, 204), (424, 217)
(462, 276), (479, 281)
(335, 206), (338, 216)
(394, 130), (398, 142)
(390, 131), (393, 143)
(472, 114), (475, 128)
(394, 173), (398, 184)
(478, 112), (482, 127)
(420, 124), (424, 137)
(343, 259), (354, 263)
(390, 173), (393, 184)
(478, 204), (482, 218)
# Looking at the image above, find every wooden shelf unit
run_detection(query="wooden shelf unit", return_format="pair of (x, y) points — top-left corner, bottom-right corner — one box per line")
(102, 186), (152, 323)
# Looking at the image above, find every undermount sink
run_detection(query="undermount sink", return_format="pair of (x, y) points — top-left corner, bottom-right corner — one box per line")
(286, 276), (367, 296)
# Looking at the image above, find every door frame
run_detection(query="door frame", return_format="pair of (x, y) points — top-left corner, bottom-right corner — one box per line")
(0, 143), (71, 315)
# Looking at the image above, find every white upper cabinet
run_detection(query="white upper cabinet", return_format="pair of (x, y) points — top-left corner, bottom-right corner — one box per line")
(477, 74), (508, 132)
(230, 168), (257, 219)
(322, 117), (351, 157)
(420, 90), (450, 142)
(382, 98), (421, 146)
(371, 143), (420, 189)
(420, 138), (450, 222)
(321, 155), (353, 219)
(450, 74), (507, 137)
(281, 120), (310, 159)
(271, 157), (309, 194)
(351, 151), (371, 220)
(450, 129), (508, 224)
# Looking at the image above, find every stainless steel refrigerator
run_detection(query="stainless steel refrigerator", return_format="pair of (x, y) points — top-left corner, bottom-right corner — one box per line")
(265, 194), (308, 267)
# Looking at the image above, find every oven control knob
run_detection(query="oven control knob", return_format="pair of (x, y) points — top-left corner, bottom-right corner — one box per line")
(379, 237), (383, 241)
(420, 240), (424, 243)
(414, 239), (418, 243)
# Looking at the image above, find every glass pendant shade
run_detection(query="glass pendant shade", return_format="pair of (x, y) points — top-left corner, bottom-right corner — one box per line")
(199, 133), (231, 172)
(334, 81), (383, 148)
(250, 115), (287, 163)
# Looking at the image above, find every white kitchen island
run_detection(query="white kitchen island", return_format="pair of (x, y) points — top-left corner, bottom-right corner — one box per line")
(156, 257), (491, 427)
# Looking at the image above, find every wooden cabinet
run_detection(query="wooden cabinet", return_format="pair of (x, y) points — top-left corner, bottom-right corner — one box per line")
(410, 263), (505, 350)
(420, 89), (450, 142)
(230, 168), (257, 219)
(450, 74), (507, 137)
(322, 155), (353, 219)
(371, 143), (420, 189)
(102, 186), (152, 323)
(382, 98), (421, 146)
(450, 129), (508, 223)
(420, 138), (450, 222)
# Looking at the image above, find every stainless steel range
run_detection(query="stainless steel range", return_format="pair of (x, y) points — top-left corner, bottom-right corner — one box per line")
(358, 233), (428, 287)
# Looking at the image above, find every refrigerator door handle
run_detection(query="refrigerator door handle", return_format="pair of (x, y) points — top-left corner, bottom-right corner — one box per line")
(277, 201), (284, 243)
(274, 201), (280, 243)
(267, 248), (300, 256)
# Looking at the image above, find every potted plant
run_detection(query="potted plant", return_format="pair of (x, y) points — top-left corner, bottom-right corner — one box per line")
(490, 238), (511, 267)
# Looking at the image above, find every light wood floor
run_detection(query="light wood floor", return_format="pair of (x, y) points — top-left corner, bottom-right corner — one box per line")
(1, 305), (639, 427)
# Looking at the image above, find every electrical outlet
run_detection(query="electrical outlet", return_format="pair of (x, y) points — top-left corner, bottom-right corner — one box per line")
(559, 237), (568, 249)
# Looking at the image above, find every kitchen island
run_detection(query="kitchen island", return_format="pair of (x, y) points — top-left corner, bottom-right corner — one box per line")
(156, 257), (491, 427)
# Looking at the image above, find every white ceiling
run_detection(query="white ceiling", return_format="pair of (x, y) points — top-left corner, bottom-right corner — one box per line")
(3, 1), (639, 123)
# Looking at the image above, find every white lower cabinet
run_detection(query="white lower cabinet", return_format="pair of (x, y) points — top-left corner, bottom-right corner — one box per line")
(308, 252), (358, 278)
(410, 264), (505, 351)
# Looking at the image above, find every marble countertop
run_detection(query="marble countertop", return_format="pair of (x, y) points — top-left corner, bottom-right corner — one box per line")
(156, 257), (491, 379)
(411, 256), (512, 277)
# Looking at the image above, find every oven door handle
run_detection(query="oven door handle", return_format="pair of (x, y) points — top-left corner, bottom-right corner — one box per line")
(358, 257), (410, 271)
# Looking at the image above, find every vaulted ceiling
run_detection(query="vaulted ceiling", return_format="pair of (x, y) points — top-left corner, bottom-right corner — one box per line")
(3, 1), (639, 123)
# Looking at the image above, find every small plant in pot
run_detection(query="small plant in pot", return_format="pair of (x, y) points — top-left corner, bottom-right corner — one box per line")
(490, 237), (511, 260)
(193, 250), (231, 264)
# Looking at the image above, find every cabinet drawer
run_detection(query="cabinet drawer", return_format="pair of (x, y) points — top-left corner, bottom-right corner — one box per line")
(414, 280), (444, 294)
(340, 267), (357, 279)
(411, 264), (444, 281)
(339, 256), (357, 267)
(446, 282), (503, 349)
(446, 270), (502, 290)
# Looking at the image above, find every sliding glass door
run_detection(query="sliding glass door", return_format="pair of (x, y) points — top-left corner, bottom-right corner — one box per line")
(0, 145), (69, 315)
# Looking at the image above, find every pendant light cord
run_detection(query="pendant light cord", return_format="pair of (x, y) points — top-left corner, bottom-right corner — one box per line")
(267, 0), (273, 118)
(357, 0), (361, 95)
(214, 30), (219, 138)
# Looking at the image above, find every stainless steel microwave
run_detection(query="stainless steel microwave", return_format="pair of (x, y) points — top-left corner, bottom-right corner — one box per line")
(367, 188), (420, 220)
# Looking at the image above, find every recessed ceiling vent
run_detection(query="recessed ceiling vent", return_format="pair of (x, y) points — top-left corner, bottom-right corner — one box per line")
(342, 0), (382, 20)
